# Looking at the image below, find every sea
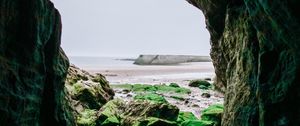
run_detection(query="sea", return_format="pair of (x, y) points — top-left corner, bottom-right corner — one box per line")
(69, 56), (137, 69)
(68, 56), (216, 84)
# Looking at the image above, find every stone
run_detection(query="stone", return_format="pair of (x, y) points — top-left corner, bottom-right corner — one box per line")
(201, 104), (224, 126)
(188, 80), (211, 89)
(177, 112), (198, 124)
(201, 93), (211, 98)
(65, 65), (115, 125)
(96, 99), (179, 126)
(169, 83), (180, 88)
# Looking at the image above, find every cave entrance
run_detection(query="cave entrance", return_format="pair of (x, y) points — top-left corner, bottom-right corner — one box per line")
(51, 0), (223, 120)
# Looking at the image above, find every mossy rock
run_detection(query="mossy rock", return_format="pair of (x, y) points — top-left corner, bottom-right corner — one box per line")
(133, 117), (178, 126)
(134, 93), (168, 103)
(201, 104), (224, 126)
(96, 99), (125, 126)
(181, 120), (214, 126)
(188, 80), (211, 89)
(122, 101), (180, 123)
(77, 109), (98, 126)
(169, 83), (180, 88)
(170, 95), (185, 101)
(177, 112), (198, 124)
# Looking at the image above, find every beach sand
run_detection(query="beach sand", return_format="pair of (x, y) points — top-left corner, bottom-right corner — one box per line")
(85, 62), (224, 117)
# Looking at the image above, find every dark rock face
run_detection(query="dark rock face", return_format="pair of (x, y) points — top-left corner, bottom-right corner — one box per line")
(0, 0), (74, 125)
(188, 0), (300, 125)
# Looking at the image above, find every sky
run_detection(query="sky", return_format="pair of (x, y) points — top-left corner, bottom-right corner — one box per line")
(51, 0), (210, 58)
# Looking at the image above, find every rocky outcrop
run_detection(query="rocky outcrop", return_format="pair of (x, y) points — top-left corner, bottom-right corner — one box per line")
(65, 64), (114, 125)
(134, 55), (211, 65)
(188, 0), (300, 125)
(0, 0), (74, 125)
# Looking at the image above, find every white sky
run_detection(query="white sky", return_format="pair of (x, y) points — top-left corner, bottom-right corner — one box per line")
(51, 0), (210, 58)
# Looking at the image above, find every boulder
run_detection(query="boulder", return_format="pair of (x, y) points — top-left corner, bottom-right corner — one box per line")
(65, 65), (114, 125)
(96, 99), (179, 126)
(188, 80), (211, 89)
(201, 104), (224, 126)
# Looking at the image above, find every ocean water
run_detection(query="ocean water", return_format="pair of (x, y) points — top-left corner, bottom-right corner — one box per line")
(69, 56), (136, 69)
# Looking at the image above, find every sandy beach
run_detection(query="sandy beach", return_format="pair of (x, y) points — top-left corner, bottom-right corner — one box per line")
(87, 62), (216, 85)
(81, 61), (224, 117)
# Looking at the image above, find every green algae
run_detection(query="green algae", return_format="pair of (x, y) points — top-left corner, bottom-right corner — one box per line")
(111, 84), (191, 94)
(77, 109), (97, 126)
(201, 104), (224, 126)
(134, 93), (168, 103)
(177, 111), (198, 124)
(188, 80), (211, 88)
(181, 120), (214, 126)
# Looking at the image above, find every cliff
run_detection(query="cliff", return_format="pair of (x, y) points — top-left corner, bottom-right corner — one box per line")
(134, 55), (211, 65)
(188, 0), (300, 125)
(0, 0), (74, 125)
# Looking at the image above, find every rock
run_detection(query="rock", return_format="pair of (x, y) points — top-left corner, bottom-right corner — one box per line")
(204, 78), (212, 81)
(201, 93), (211, 98)
(177, 112), (198, 124)
(65, 65), (115, 125)
(191, 104), (200, 108)
(188, 80), (211, 88)
(122, 101), (179, 125)
(96, 99), (125, 126)
(169, 83), (180, 88)
(188, 0), (300, 125)
(76, 109), (98, 126)
(122, 89), (130, 94)
(0, 1), (75, 125)
(201, 104), (224, 126)
(134, 93), (168, 103)
(134, 55), (211, 65)
(96, 99), (179, 126)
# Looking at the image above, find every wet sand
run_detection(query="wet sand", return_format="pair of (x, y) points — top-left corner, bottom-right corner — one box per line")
(85, 62), (224, 118)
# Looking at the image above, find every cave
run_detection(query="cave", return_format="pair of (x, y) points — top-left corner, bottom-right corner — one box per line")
(0, 0), (300, 126)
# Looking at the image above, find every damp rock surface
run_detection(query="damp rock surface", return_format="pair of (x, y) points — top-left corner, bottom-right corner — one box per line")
(188, 0), (300, 125)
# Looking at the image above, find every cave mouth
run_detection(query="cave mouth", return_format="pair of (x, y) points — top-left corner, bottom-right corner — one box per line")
(51, 0), (224, 125)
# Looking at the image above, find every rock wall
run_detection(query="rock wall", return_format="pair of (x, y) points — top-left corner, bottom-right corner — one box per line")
(0, 0), (74, 125)
(188, 0), (300, 125)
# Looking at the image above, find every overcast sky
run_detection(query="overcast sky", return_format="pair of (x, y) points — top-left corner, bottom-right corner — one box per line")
(51, 0), (210, 58)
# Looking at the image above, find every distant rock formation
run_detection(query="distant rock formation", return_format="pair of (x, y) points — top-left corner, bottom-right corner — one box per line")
(134, 55), (212, 65)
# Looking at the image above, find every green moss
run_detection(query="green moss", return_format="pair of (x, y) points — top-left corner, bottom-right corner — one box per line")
(142, 117), (178, 126)
(188, 80), (211, 88)
(177, 111), (198, 124)
(77, 109), (97, 126)
(96, 99), (124, 126)
(201, 104), (224, 126)
(73, 83), (84, 93)
(170, 95), (185, 101)
(134, 93), (168, 103)
(111, 84), (191, 94)
(181, 120), (214, 126)
(169, 83), (180, 88)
